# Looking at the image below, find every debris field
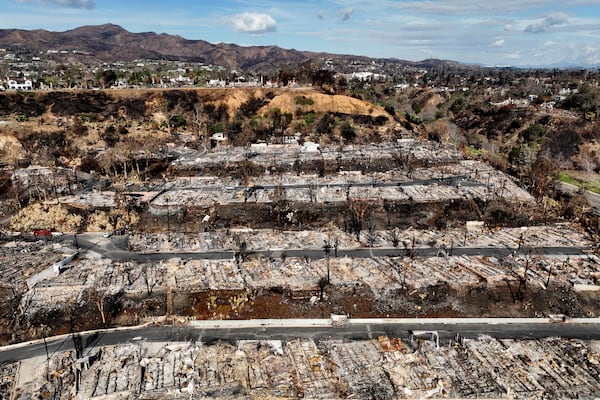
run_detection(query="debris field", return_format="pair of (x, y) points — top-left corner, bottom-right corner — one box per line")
(4, 336), (600, 399)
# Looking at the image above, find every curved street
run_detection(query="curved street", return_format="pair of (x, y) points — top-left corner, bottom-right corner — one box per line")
(1, 318), (599, 363)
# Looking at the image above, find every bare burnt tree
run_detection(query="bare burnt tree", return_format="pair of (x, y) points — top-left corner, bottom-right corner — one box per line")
(85, 287), (109, 325)
(346, 198), (373, 241)
(366, 219), (377, 248)
(318, 276), (329, 301)
(119, 263), (140, 287)
(233, 235), (249, 266)
(388, 229), (400, 248)
(270, 184), (289, 227)
(529, 156), (558, 199)
(307, 184), (317, 203)
(141, 264), (160, 296)
(383, 199), (396, 227)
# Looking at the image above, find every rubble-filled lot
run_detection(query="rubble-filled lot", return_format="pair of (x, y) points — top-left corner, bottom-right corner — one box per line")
(149, 159), (533, 209)
(0, 222), (594, 337)
(6, 336), (600, 399)
(0, 239), (76, 291)
(173, 139), (463, 172)
(128, 223), (600, 296)
(129, 223), (589, 254)
(16, 250), (597, 323)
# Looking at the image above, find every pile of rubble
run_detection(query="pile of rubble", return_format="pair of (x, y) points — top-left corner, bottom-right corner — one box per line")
(150, 160), (533, 209)
(129, 223), (586, 254)
(0, 239), (75, 291)
(6, 336), (600, 399)
(174, 140), (463, 172)
(4, 222), (598, 319)
(18, 249), (597, 317)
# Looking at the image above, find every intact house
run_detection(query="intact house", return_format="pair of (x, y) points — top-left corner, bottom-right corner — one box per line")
(7, 77), (33, 91)
(210, 132), (228, 147)
(301, 141), (320, 153)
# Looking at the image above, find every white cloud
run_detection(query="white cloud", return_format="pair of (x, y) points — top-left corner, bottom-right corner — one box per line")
(230, 12), (276, 35)
(506, 51), (521, 59)
(394, 0), (552, 16)
(337, 8), (354, 21)
(19, 0), (95, 9)
(525, 12), (569, 33)
(574, 45), (600, 65)
(492, 38), (505, 47)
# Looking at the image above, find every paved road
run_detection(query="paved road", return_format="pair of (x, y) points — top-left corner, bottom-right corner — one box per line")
(557, 181), (600, 215)
(70, 233), (586, 262)
(1, 319), (599, 363)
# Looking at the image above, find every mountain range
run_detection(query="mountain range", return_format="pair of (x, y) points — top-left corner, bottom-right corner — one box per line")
(0, 24), (462, 72)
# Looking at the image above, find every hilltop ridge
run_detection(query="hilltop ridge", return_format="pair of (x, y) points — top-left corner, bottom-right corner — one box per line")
(0, 24), (463, 72)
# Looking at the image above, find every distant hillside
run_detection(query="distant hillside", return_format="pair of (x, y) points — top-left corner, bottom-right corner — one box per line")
(0, 24), (463, 72)
(0, 24), (327, 72)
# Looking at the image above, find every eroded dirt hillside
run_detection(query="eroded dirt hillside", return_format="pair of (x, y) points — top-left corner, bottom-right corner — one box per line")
(0, 88), (393, 122)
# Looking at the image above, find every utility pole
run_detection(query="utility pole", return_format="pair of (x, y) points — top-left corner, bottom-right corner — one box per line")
(324, 240), (331, 283)
(165, 196), (170, 241)
(334, 238), (338, 258)
(43, 332), (50, 381)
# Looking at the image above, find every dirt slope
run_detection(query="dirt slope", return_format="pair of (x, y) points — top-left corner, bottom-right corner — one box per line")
(259, 91), (391, 118)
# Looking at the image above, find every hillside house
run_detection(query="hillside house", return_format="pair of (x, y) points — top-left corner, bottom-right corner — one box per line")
(210, 132), (228, 147)
(110, 78), (128, 89)
(301, 141), (320, 153)
(7, 77), (33, 90)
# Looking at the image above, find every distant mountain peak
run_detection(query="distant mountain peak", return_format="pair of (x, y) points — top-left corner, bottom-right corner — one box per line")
(67, 23), (126, 34)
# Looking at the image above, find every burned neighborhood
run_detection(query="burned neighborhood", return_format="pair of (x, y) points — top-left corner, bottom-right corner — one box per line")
(1, 22), (600, 399)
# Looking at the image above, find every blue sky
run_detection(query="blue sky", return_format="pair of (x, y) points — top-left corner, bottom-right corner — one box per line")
(3, 0), (600, 67)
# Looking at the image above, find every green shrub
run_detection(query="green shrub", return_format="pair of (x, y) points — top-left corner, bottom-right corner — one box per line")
(249, 116), (260, 128)
(79, 113), (96, 123)
(449, 96), (466, 113)
(304, 113), (315, 125)
(209, 122), (223, 133)
(411, 101), (421, 115)
(295, 96), (315, 106)
(168, 114), (187, 129)
(521, 124), (547, 143)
